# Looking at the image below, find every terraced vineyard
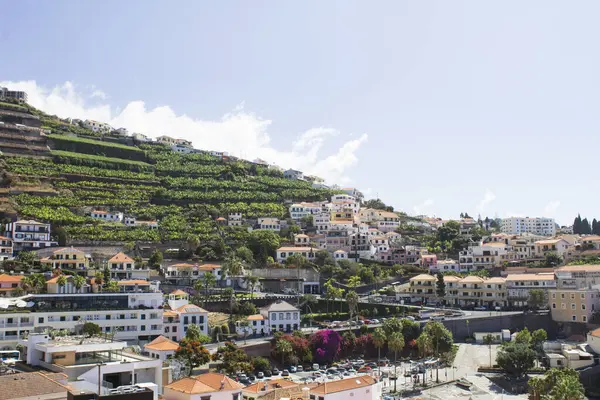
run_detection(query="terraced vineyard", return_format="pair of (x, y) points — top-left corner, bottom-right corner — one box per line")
(0, 103), (339, 246)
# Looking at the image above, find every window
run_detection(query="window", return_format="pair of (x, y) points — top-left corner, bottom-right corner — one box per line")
(571, 294), (575, 300)
(552, 303), (556, 309)
(561, 303), (566, 309)
(184, 316), (189, 324)
(572, 315), (576, 321)
(571, 303), (576, 310)
(561, 294), (565, 299)
(582, 304), (586, 310)
(581, 293), (586, 299)
(272, 313), (277, 321)
(141, 314), (146, 320)
(38, 317), (44, 323)
(173, 326), (177, 333)
(583, 316), (588, 322)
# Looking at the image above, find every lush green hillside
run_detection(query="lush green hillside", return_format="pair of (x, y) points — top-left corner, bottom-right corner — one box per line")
(0, 104), (339, 251)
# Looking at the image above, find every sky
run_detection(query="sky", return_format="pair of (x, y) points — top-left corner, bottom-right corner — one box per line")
(2, 1), (600, 226)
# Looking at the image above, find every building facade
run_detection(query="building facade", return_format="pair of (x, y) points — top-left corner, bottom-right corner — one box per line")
(501, 217), (556, 236)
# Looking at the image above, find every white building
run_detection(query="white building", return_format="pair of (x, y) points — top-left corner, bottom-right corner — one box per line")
(257, 217), (280, 231)
(132, 132), (150, 142)
(83, 119), (112, 134)
(289, 202), (324, 221)
(0, 236), (14, 260)
(4, 219), (57, 251)
(108, 252), (150, 280)
(276, 247), (316, 263)
(115, 127), (129, 136)
(144, 335), (179, 361)
(333, 249), (348, 260)
(506, 273), (556, 308)
(310, 375), (382, 400)
(501, 217), (556, 236)
(171, 144), (195, 154)
(283, 169), (304, 180)
(228, 212), (243, 227)
(163, 263), (224, 285)
(0, 291), (163, 346)
(164, 290), (209, 341)
(314, 212), (331, 233)
(430, 259), (460, 274)
(20, 333), (162, 395)
(534, 238), (570, 259)
(90, 210), (124, 223)
(164, 373), (243, 400)
(237, 300), (301, 336)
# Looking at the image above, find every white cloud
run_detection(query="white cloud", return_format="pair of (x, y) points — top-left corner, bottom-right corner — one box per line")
(413, 198), (434, 216)
(0, 80), (367, 184)
(543, 200), (561, 217)
(476, 189), (496, 213)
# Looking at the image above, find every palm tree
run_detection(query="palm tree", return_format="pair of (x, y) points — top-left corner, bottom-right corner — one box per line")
(346, 291), (359, 321)
(388, 331), (405, 392)
(244, 276), (260, 298)
(373, 327), (386, 364)
(105, 280), (119, 293)
(72, 275), (86, 293)
(347, 275), (361, 288)
(483, 334), (495, 367)
(200, 272), (217, 304)
(550, 375), (584, 400)
(21, 276), (34, 294)
(416, 332), (432, 358)
(94, 271), (105, 292)
(31, 273), (46, 293)
(275, 339), (293, 365)
(56, 275), (68, 293)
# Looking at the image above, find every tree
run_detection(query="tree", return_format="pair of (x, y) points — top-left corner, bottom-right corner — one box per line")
(528, 289), (546, 310)
(401, 319), (421, 342)
(388, 331), (405, 364)
(310, 329), (342, 363)
(372, 328), (386, 362)
(435, 273), (445, 301)
(314, 250), (335, 268)
(531, 329), (548, 365)
(235, 246), (254, 265)
(496, 342), (535, 379)
(483, 334), (495, 367)
(72, 275), (86, 292)
(593, 219), (599, 236)
(346, 291), (359, 321)
(148, 250), (163, 268)
(544, 252), (563, 268)
(223, 255), (244, 279)
(573, 214), (582, 235)
(185, 324), (202, 341)
(529, 367), (584, 400)
(175, 339), (211, 375)
(416, 332), (432, 358)
(83, 322), (102, 337)
(244, 276), (260, 297)
(347, 275), (361, 288)
(196, 272), (217, 303)
(247, 230), (281, 263)
(382, 317), (403, 338)
(515, 328), (531, 344)
(423, 321), (453, 381)
(56, 275), (67, 291)
(252, 356), (271, 372)
(54, 226), (68, 246)
(275, 338), (293, 365)
(104, 280), (119, 292)
(582, 218), (592, 235)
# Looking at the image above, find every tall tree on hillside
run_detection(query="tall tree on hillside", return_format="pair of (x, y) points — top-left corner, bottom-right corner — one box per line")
(594, 219), (600, 235)
(573, 214), (582, 234)
(582, 218), (592, 234)
(435, 273), (446, 303)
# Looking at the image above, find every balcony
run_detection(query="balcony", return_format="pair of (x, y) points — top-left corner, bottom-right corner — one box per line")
(3, 335), (17, 340)
(20, 321), (33, 327)
(4, 323), (17, 328)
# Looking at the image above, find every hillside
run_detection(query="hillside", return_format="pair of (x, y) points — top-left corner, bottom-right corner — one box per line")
(0, 101), (340, 249)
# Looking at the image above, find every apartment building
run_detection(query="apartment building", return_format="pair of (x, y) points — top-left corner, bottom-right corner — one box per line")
(108, 252), (150, 280)
(283, 169), (304, 180)
(0, 87), (28, 103)
(409, 274), (507, 307)
(314, 212), (331, 233)
(554, 265), (600, 289)
(20, 333), (163, 394)
(40, 247), (91, 271)
(549, 288), (600, 323)
(506, 273), (556, 308)
(0, 236), (13, 260)
(458, 249), (474, 272)
(430, 259), (460, 273)
(163, 291), (209, 340)
(0, 274), (23, 297)
(276, 247), (316, 263)
(163, 263), (223, 285)
(257, 217), (280, 231)
(4, 219), (57, 251)
(534, 239), (569, 258)
(472, 242), (510, 269)
(82, 119), (112, 134)
(228, 212), (243, 227)
(0, 290), (164, 345)
(289, 202), (323, 221)
(501, 217), (556, 236)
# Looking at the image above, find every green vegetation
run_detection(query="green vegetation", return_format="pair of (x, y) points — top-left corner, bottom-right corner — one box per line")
(51, 150), (153, 171)
(48, 134), (146, 161)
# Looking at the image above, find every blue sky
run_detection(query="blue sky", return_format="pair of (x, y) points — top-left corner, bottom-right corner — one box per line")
(2, 1), (599, 225)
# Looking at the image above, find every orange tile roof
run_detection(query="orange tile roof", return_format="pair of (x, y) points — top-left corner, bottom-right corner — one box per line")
(170, 263), (196, 269)
(311, 375), (377, 395)
(109, 252), (134, 263)
(589, 327), (600, 338)
(410, 274), (436, 281)
(0, 372), (69, 400)
(506, 273), (555, 282)
(536, 239), (565, 245)
(243, 379), (298, 394)
(165, 373), (243, 394)
(170, 289), (188, 296)
(0, 274), (23, 283)
(460, 276), (485, 283)
(582, 236), (600, 242)
(0, 236), (11, 241)
(277, 247), (315, 252)
(144, 336), (179, 352)
(117, 280), (150, 286)
(53, 247), (85, 254)
(173, 304), (208, 314)
(163, 310), (178, 317)
(486, 277), (506, 284)
(46, 275), (71, 284)
(482, 242), (507, 247)
(199, 264), (220, 270)
(557, 265), (600, 273)
(247, 314), (264, 321)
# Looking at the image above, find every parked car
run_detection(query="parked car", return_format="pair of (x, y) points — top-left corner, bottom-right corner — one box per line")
(264, 370), (272, 377)
(297, 365), (304, 372)
(248, 374), (256, 382)
(320, 365), (328, 370)
(371, 319), (380, 324)
(312, 363), (320, 371)
(474, 306), (487, 311)
(257, 372), (265, 379)
(327, 368), (337, 375)
(272, 368), (280, 375)
(358, 366), (372, 373)
(289, 366), (297, 373)
(282, 370), (290, 377)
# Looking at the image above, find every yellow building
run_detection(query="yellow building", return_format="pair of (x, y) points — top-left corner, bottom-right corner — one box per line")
(549, 288), (600, 323)
(40, 247), (90, 271)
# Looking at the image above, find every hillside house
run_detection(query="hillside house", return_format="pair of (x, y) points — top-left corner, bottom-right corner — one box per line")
(163, 263), (224, 285)
(0, 236), (13, 260)
(108, 252), (150, 280)
(228, 212), (243, 227)
(90, 210), (124, 223)
(40, 247), (91, 271)
(164, 373), (243, 400)
(276, 247), (316, 263)
(535, 239), (569, 258)
(144, 335), (179, 361)
(82, 119), (112, 133)
(164, 290), (209, 340)
(257, 217), (280, 231)
(237, 300), (301, 336)
(283, 169), (304, 180)
(4, 219), (57, 251)
(0, 274), (23, 297)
